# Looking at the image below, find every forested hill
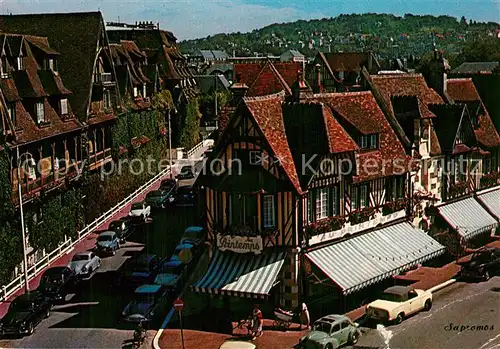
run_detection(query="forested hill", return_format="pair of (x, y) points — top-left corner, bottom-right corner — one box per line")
(179, 13), (500, 59)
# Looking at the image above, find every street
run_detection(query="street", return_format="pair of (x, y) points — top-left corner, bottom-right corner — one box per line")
(352, 277), (500, 349)
(0, 162), (204, 349)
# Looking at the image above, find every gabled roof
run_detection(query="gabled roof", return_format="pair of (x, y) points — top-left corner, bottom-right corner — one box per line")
(322, 52), (380, 72)
(447, 78), (500, 148)
(281, 49), (304, 58)
(430, 104), (473, 153)
(309, 91), (411, 182)
(0, 12), (107, 120)
(452, 62), (499, 75)
(246, 61), (291, 97)
(24, 35), (59, 55)
(243, 93), (302, 194)
(371, 74), (445, 119)
(321, 105), (359, 154)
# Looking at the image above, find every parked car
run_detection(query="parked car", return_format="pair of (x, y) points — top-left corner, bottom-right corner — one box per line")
(121, 284), (168, 323)
(159, 178), (178, 199)
(180, 226), (205, 246)
(0, 292), (51, 337)
(166, 242), (195, 266)
(145, 190), (171, 208)
(128, 201), (151, 220)
(117, 254), (163, 289)
(176, 165), (195, 180)
(174, 186), (198, 207)
(95, 231), (120, 255)
(366, 286), (432, 324)
(297, 314), (361, 349)
(458, 247), (500, 281)
(38, 266), (77, 302)
(108, 218), (134, 243)
(68, 251), (101, 279)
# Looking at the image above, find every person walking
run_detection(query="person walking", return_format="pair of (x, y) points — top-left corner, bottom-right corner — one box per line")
(251, 304), (263, 340)
(300, 302), (310, 330)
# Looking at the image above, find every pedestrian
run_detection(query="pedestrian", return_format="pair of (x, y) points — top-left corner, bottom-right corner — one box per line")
(251, 304), (263, 340)
(300, 302), (310, 330)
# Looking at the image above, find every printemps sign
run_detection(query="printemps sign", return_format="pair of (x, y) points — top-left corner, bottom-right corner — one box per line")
(217, 234), (263, 254)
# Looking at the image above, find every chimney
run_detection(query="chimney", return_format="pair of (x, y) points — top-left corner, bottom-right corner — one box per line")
(230, 74), (248, 104)
(314, 63), (322, 94)
(291, 70), (312, 102)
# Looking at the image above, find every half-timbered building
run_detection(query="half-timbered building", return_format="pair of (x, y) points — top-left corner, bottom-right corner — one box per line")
(193, 75), (445, 313)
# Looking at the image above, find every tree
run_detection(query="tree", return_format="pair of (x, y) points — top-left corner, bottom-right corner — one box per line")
(179, 99), (202, 150)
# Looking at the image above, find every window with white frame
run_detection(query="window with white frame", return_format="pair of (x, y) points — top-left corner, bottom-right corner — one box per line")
(143, 84), (147, 97)
(1, 56), (8, 78)
(60, 98), (68, 115)
(17, 56), (24, 71)
(263, 195), (275, 228)
(360, 185), (368, 208)
(36, 102), (44, 123)
(351, 185), (369, 210)
(316, 188), (329, 220)
(331, 186), (339, 216)
(133, 87), (138, 97)
(306, 192), (313, 224)
(351, 187), (358, 211)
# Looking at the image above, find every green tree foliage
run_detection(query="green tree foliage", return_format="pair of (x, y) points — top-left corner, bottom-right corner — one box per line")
(0, 150), (23, 285)
(458, 37), (500, 63)
(199, 91), (232, 120)
(178, 99), (202, 150)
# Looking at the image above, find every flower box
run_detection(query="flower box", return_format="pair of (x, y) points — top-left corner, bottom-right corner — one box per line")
(304, 216), (346, 238)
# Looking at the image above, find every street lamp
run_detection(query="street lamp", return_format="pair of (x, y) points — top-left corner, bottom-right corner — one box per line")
(16, 146), (32, 293)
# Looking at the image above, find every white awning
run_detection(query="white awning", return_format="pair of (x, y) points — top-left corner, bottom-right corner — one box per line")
(477, 189), (500, 221)
(438, 197), (498, 240)
(306, 222), (445, 295)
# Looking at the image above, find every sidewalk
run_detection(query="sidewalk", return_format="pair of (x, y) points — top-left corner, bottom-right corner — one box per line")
(0, 146), (210, 318)
(158, 238), (500, 349)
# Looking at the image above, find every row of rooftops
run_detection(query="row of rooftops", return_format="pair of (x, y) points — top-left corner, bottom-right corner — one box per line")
(215, 58), (500, 193)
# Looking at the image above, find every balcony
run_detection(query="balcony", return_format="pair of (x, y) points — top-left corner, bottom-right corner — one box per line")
(88, 148), (112, 171)
(94, 72), (115, 86)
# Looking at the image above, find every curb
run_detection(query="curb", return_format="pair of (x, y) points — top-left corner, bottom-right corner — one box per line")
(427, 279), (457, 293)
(153, 307), (176, 349)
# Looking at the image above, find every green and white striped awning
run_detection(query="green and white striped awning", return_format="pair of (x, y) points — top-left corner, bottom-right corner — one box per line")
(306, 222), (445, 295)
(191, 249), (286, 298)
(477, 188), (500, 221)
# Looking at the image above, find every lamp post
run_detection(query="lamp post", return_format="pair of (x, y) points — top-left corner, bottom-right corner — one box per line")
(16, 146), (30, 293)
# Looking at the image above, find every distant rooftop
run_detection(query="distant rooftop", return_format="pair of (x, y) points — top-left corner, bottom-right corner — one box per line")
(106, 21), (159, 30)
(451, 61), (499, 74)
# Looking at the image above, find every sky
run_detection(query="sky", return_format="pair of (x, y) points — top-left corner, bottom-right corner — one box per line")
(0, 0), (498, 40)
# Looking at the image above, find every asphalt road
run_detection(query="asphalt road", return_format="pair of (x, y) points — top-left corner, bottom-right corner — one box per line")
(0, 164), (205, 349)
(351, 277), (500, 349)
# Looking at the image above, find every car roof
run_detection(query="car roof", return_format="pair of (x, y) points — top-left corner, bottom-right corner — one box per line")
(43, 266), (69, 275)
(99, 231), (116, 237)
(74, 251), (93, 257)
(184, 226), (203, 234)
(135, 284), (162, 294)
(317, 314), (349, 323)
(384, 285), (411, 295)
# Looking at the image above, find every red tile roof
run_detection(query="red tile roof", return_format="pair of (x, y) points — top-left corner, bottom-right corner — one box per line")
(309, 91), (411, 182)
(273, 62), (303, 88)
(446, 78), (500, 148)
(243, 93), (302, 193)
(233, 63), (263, 86)
(246, 61), (291, 97)
(323, 52), (380, 72)
(429, 127), (442, 156)
(371, 74), (445, 119)
(321, 105), (359, 154)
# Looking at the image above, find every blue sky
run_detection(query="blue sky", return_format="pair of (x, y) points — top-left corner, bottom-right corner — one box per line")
(1, 0), (498, 40)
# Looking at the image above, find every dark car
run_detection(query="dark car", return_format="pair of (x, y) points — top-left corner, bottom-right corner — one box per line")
(176, 165), (195, 180)
(117, 254), (163, 289)
(145, 190), (171, 208)
(174, 186), (197, 207)
(458, 247), (500, 281)
(121, 284), (168, 323)
(108, 218), (134, 243)
(37, 266), (77, 302)
(0, 292), (51, 337)
(159, 178), (178, 198)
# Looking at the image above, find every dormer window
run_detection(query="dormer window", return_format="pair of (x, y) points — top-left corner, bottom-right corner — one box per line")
(17, 56), (24, 71)
(35, 102), (44, 123)
(49, 58), (55, 71)
(360, 134), (378, 150)
(60, 99), (68, 115)
(1, 56), (8, 78)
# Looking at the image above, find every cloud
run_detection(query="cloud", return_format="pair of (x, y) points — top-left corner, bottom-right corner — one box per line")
(0, 0), (326, 40)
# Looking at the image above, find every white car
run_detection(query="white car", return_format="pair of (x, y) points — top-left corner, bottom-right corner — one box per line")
(366, 286), (432, 324)
(68, 251), (101, 278)
(128, 201), (151, 220)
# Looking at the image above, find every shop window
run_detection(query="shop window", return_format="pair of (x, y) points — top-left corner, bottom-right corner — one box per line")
(263, 195), (275, 228)
(315, 188), (328, 220)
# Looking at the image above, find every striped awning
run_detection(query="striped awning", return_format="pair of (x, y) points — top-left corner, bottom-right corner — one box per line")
(306, 222), (445, 295)
(477, 189), (500, 221)
(438, 197), (498, 240)
(192, 249), (286, 298)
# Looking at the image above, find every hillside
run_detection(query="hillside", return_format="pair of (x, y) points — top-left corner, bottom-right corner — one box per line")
(179, 13), (500, 59)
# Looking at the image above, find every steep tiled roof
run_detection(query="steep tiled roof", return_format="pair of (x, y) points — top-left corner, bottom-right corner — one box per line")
(246, 61), (291, 97)
(15, 99), (82, 145)
(322, 104), (359, 154)
(273, 62), (303, 88)
(310, 91), (411, 182)
(451, 62), (499, 75)
(0, 78), (21, 102)
(429, 127), (442, 156)
(322, 52), (380, 72)
(120, 40), (146, 58)
(446, 78), (500, 148)
(234, 63), (265, 87)
(38, 70), (72, 96)
(244, 93), (302, 193)
(371, 74), (445, 119)
(23, 35), (59, 55)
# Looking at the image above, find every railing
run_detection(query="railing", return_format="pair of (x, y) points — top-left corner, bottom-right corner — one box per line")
(0, 164), (174, 303)
(186, 139), (211, 159)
